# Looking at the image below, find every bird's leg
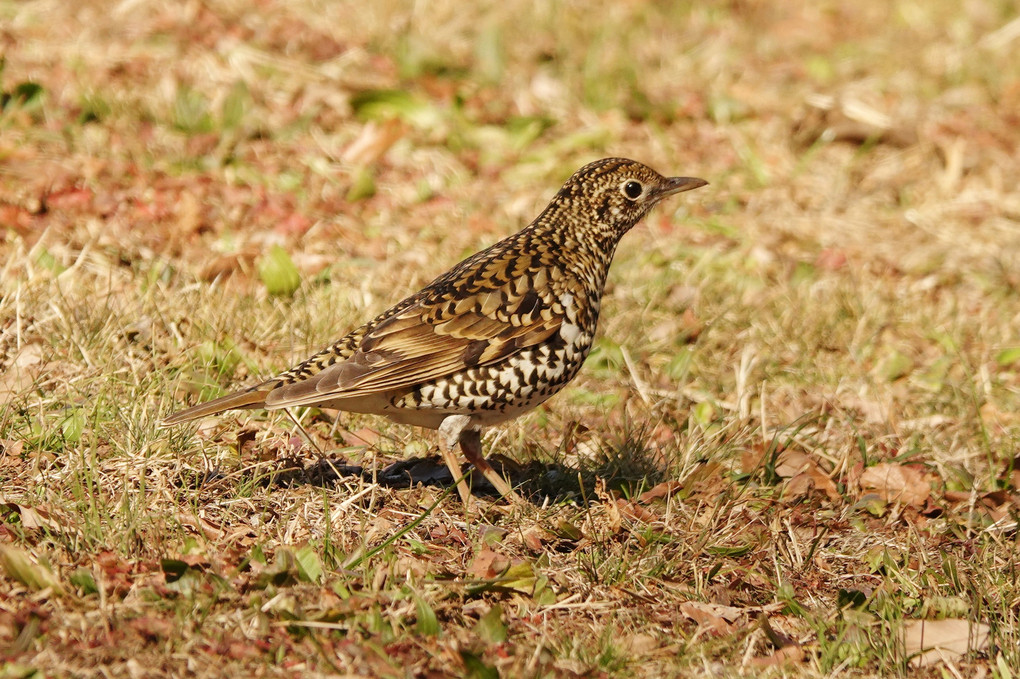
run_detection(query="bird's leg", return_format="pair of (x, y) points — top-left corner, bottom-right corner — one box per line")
(458, 429), (521, 503)
(438, 415), (521, 504)
(438, 415), (474, 505)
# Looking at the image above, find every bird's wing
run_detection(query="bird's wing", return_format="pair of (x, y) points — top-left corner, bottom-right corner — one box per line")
(264, 276), (564, 408)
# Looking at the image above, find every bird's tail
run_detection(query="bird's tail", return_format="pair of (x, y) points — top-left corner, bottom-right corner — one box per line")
(161, 384), (274, 426)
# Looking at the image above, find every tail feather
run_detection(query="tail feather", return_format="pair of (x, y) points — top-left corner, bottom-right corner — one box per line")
(162, 385), (273, 426)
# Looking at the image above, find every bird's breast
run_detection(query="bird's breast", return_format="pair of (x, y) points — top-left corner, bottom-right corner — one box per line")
(392, 327), (595, 424)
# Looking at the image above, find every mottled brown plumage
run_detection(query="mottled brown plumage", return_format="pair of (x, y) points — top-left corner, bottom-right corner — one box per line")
(164, 158), (707, 502)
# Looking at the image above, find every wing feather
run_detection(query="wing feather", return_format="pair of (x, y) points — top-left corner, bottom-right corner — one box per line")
(263, 279), (563, 409)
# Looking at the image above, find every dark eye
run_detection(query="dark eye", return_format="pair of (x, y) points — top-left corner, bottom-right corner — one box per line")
(622, 180), (643, 200)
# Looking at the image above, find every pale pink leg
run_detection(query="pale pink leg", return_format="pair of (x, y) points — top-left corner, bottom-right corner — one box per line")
(458, 429), (521, 503)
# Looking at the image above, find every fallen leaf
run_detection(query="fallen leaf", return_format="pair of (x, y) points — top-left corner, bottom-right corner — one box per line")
(815, 248), (847, 271)
(859, 463), (931, 507)
(197, 251), (257, 282)
(130, 615), (174, 641)
(521, 526), (551, 552)
(615, 499), (658, 523)
(775, 451), (841, 502)
(625, 633), (659, 656)
(636, 481), (683, 504)
(177, 513), (225, 540)
(0, 344), (45, 406)
(0, 439), (27, 473)
(3, 503), (61, 532)
(902, 618), (990, 667)
(679, 601), (734, 635)
(774, 450), (813, 478)
(750, 644), (805, 667)
(342, 119), (405, 166)
(498, 561), (542, 596)
(341, 427), (381, 447)
(273, 212), (313, 237)
(468, 548), (510, 580)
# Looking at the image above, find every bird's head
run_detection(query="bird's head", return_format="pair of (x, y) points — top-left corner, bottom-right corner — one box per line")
(551, 158), (707, 244)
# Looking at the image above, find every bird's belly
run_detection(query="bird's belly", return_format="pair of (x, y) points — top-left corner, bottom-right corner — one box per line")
(313, 393), (451, 430)
(314, 334), (593, 431)
(392, 338), (593, 428)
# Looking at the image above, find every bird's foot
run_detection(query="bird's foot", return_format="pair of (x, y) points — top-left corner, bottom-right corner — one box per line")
(437, 415), (522, 505)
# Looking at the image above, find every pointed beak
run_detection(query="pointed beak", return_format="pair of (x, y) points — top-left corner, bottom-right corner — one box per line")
(653, 176), (708, 200)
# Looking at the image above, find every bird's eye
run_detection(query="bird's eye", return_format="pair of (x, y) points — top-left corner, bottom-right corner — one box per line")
(622, 180), (643, 200)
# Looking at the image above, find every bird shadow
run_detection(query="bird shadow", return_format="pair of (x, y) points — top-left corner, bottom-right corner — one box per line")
(258, 431), (668, 504)
(183, 427), (673, 505)
(264, 453), (588, 505)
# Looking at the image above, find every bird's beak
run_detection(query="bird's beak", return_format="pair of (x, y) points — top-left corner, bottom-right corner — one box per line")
(655, 176), (708, 199)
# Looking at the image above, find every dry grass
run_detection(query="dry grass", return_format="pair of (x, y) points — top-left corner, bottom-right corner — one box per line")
(1, 0), (1019, 676)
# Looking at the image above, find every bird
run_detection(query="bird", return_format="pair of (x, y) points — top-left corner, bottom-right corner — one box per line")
(163, 158), (707, 503)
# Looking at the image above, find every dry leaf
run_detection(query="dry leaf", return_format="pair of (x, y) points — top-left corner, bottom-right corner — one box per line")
(783, 473), (815, 501)
(177, 512), (225, 540)
(0, 343), (44, 406)
(625, 633), (659, 656)
(636, 481), (683, 504)
(341, 427), (381, 447)
(601, 488), (623, 534)
(859, 463), (931, 507)
(750, 643), (805, 667)
(679, 601), (734, 635)
(0, 439), (25, 469)
(815, 248), (847, 271)
(776, 451), (841, 502)
(342, 120), (405, 166)
(468, 548), (509, 579)
(902, 618), (990, 667)
(3, 503), (61, 532)
(774, 450), (813, 478)
(521, 526), (551, 552)
(198, 251), (256, 282)
(130, 615), (175, 641)
(615, 499), (658, 523)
